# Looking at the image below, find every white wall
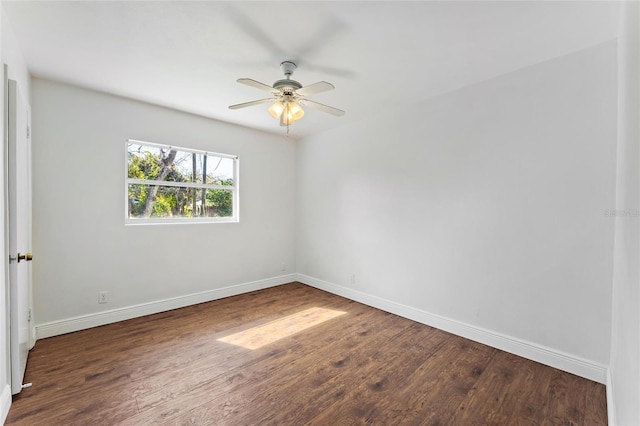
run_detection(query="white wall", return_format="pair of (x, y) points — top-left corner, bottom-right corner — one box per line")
(31, 79), (296, 330)
(297, 41), (617, 373)
(1, 7), (31, 422)
(609, 1), (640, 424)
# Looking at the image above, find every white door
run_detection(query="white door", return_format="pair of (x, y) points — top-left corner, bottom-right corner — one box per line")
(7, 78), (33, 395)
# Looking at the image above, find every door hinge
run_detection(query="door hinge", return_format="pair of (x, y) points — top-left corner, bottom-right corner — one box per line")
(28, 308), (32, 322)
(26, 125), (30, 139)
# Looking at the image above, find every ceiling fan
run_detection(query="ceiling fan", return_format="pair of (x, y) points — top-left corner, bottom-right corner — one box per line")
(229, 61), (345, 132)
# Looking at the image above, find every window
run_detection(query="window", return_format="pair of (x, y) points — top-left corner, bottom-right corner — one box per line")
(126, 139), (238, 224)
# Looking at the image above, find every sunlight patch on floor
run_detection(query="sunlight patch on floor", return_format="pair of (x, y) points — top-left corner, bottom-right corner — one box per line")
(217, 307), (347, 350)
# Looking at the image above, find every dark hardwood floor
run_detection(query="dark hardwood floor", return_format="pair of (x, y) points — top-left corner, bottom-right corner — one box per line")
(6, 282), (607, 425)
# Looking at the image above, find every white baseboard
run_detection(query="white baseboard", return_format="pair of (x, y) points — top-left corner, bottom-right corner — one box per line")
(297, 273), (608, 384)
(607, 369), (616, 426)
(1, 384), (11, 425)
(35, 274), (296, 339)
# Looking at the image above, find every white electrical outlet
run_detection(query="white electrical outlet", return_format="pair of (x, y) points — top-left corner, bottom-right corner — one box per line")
(98, 291), (109, 304)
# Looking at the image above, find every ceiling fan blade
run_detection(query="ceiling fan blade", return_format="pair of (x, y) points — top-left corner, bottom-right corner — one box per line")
(300, 99), (345, 116)
(229, 98), (276, 110)
(296, 81), (335, 97)
(237, 78), (278, 93)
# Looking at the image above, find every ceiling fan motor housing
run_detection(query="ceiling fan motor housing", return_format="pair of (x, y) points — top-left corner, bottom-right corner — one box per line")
(273, 79), (302, 94)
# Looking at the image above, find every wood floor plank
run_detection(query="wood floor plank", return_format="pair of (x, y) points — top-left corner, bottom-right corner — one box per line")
(6, 282), (608, 425)
(153, 322), (400, 426)
(450, 350), (534, 424)
(127, 286), (356, 384)
(584, 378), (609, 425)
(134, 297), (365, 396)
(373, 343), (467, 423)
(544, 370), (591, 425)
(242, 312), (413, 423)
(127, 306), (396, 424)
(301, 323), (448, 425)
(243, 321), (432, 425)
(410, 339), (497, 425)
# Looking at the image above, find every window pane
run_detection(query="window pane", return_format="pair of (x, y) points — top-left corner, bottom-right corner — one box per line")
(206, 156), (235, 186)
(128, 184), (233, 219)
(172, 150), (207, 183)
(128, 144), (234, 186)
(127, 143), (165, 180)
(204, 187), (234, 217)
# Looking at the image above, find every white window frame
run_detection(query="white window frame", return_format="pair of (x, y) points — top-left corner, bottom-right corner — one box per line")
(125, 139), (239, 225)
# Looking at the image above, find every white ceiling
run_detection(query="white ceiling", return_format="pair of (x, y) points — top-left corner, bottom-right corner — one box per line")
(3, 1), (621, 139)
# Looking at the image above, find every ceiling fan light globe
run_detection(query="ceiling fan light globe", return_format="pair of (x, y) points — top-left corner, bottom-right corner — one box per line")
(288, 102), (304, 121)
(268, 102), (285, 119)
